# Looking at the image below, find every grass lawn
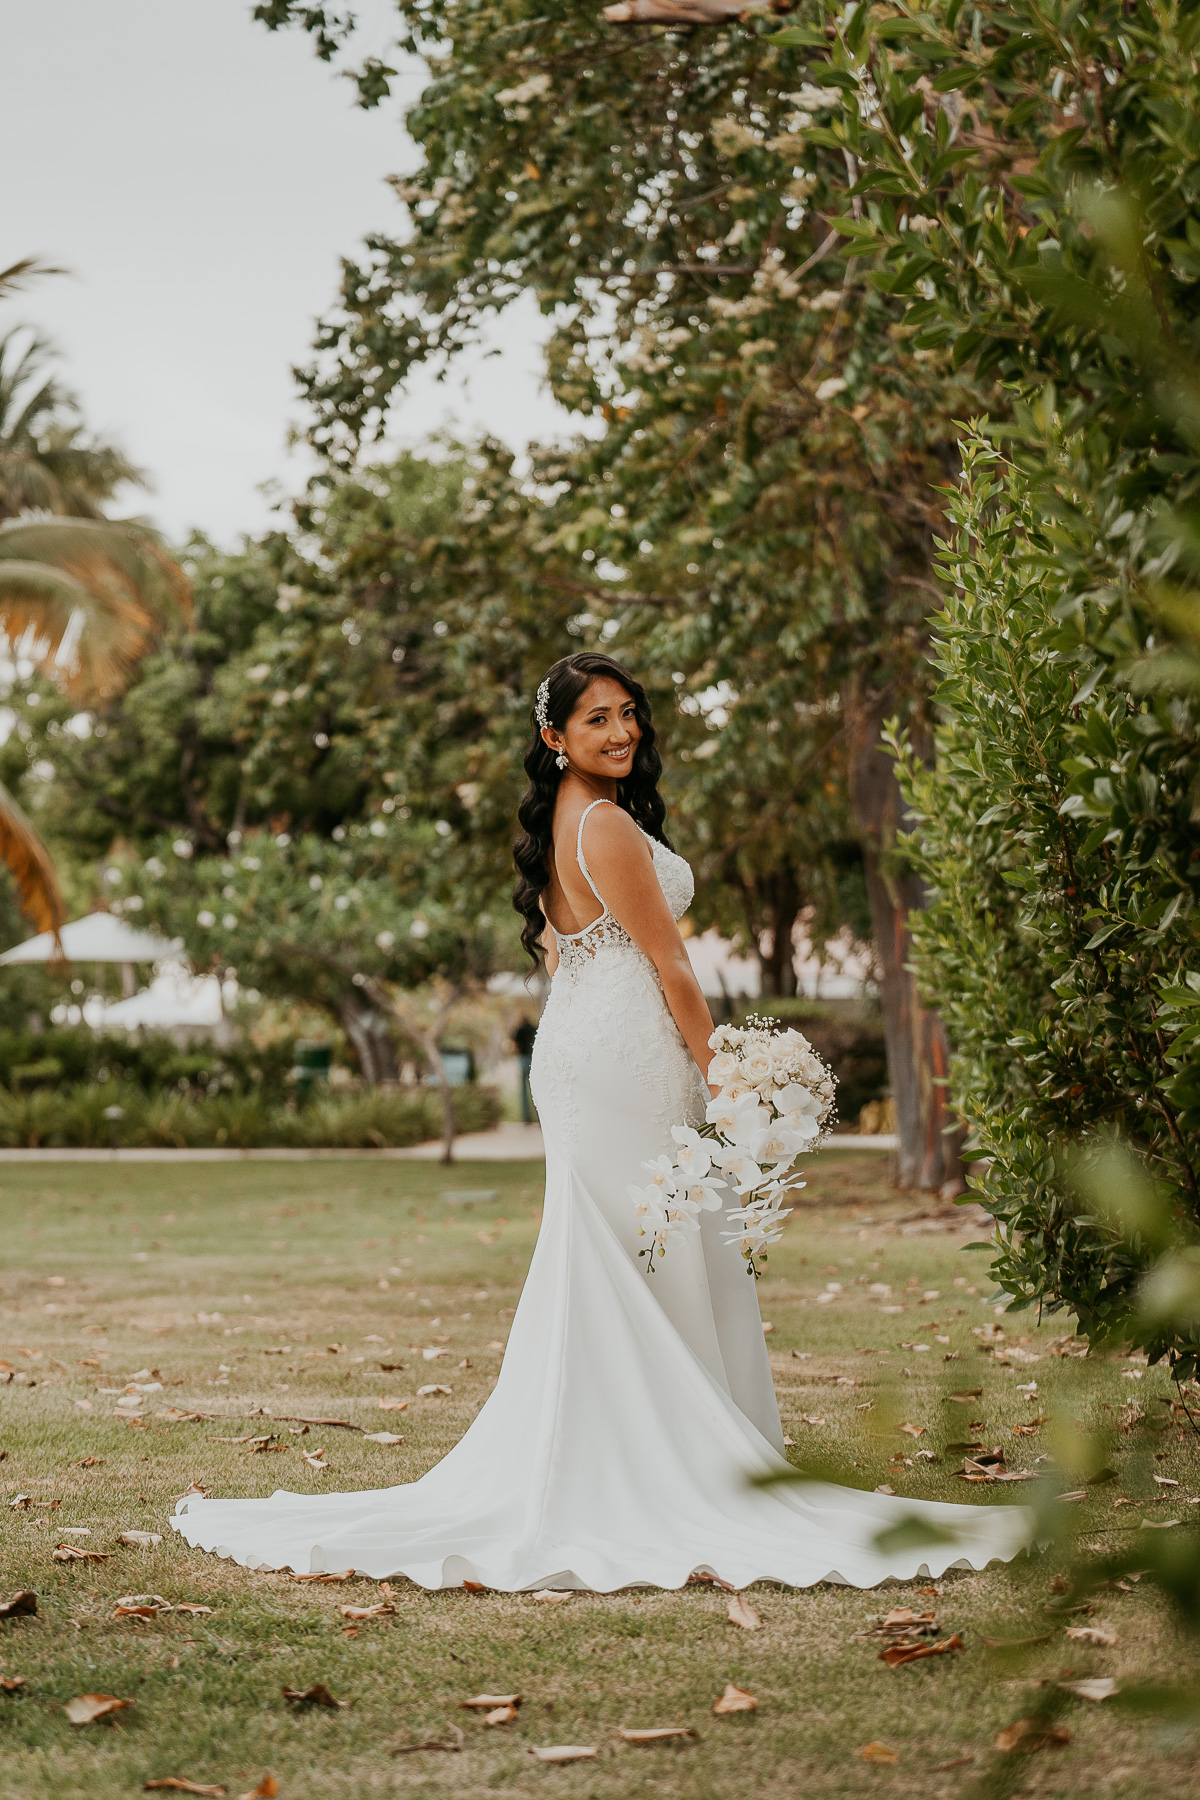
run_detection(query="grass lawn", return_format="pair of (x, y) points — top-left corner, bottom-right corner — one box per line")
(0, 1149), (1197, 1799)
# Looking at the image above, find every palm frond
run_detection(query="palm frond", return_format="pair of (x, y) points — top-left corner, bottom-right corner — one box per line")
(0, 778), (65, 937)
(0, 517), (192, 700)
(0, 328), (146, 520)
(0, 259), (66, 302)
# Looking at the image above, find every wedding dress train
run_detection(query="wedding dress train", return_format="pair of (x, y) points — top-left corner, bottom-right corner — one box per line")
(172, 801), (1031, 1590)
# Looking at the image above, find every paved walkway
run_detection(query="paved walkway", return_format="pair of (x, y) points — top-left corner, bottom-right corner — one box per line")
(0, 1125), (896, 1164)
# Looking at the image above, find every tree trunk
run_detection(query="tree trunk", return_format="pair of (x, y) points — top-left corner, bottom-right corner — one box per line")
(756, 873), (802, 999)
(337, 990), (400, 1086)
(843, 674), (964, 1193)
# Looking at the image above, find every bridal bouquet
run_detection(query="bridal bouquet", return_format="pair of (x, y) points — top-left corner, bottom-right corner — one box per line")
(627, 1016), (836, 1277)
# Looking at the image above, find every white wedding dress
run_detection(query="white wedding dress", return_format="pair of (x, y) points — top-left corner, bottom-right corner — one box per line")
(172, 800), (1031, 1590)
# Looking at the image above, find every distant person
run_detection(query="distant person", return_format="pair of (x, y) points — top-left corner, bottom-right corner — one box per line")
(512, 1017), (537, 1124)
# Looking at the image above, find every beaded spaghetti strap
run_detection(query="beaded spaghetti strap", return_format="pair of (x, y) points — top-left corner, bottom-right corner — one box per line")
(575, 797), (615, 905)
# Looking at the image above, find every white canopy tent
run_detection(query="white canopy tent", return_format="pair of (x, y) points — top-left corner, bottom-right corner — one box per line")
(0, 911), (181, 967)
(0, 911), (230, 1035)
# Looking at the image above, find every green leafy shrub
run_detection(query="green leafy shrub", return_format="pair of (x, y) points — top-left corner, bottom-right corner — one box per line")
(0, 1081), (499, 1150)
(0, 1026), (299, 1101)
(896, 437), (1200, 1374)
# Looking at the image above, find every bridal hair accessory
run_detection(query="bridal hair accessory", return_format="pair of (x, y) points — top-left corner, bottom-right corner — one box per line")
(627, 1015), (836, 1277)
(535, 675), (568, 769)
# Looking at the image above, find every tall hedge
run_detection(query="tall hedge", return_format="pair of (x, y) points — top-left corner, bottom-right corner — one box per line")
(896, 432), (1200, 1376)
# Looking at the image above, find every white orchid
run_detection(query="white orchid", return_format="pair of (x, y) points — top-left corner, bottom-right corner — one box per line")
(753, 1121), (816, 1164)
(720, 1148), (765, 1194)
(670, 1124), (713, 1180)
(644, 1154), (679, 1195)
(684, 1180), (726, 1212)
(773, 1081), (826, 1121)
(635, 1015), (833, 1275)
(729, 1099), (771, 1147)
(663, 1191), (703, 1231)
(627, 1182), (669, 1232)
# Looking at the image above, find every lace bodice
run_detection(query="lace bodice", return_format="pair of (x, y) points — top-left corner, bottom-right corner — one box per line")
(531, 798), (703, 1152)
(549, 799), (694, 982)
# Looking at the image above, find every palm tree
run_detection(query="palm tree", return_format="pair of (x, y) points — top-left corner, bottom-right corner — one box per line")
(0, 326), (144, 521)
(0, 259), (192, 939)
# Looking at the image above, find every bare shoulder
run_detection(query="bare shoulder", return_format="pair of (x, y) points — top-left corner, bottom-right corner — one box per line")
(579, 802), (652, 869)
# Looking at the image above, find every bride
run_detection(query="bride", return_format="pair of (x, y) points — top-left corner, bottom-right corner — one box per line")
(172, 651), (1031, 1590)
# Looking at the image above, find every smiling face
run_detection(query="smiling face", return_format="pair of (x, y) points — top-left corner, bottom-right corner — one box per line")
(546, 675), (642, 782)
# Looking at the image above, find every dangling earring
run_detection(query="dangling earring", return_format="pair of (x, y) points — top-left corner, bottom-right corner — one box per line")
(555, 749), (568, 771)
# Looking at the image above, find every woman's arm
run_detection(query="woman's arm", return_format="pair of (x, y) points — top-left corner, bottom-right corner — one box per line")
(540, 904), (560, 979)
(578, 805), (716, 1084)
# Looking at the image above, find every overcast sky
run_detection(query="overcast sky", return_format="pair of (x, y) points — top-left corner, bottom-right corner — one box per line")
(0, 0), (575, 544)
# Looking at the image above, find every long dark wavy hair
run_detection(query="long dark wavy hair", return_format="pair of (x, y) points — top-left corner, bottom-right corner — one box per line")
(512, 652), (670, 964)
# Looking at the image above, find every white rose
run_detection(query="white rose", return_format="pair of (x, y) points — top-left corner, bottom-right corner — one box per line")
(706, 1051), (740, 1088)
(741, 1048), (774, 1087)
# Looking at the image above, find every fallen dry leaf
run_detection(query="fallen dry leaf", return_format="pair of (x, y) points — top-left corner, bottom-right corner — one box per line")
(462, 1579), (488, 1593)
(173, 1603), (214, 1616)
(52, 1544), (110, 1563)
(378, 1398), (408, 1411)
(300, 1450), (327, 1471)
(290, 1570), (353, 1584)
(281, 1683), (346, 1708)
(1058, 1676), (1120, 1701)
(898, 1422), (925, 1438)
(460, 1693), (521, 1710)
(64, 1693), (134, 1725)
(860, 1741), (898, 1764)
(936, 1754), (976, 1770)
(978, 1632), (1051, 1650)
(879, 1608), (938, 1636)
(393, 1726), (465, 1755)
(484, 1703), (520, 1726)
(879, 1632), (964, 1668)
(416, 1383), (452, 1397)
(946, 1389), (984, 1404)
(726, 1594), (762, 1631)
(994, 1718), (1071, 1753)
(362, 1431), (404, 1445)
(712, 1684), (757, 1715)
(0, 1676), (27, 1693)
(529, 1746), (597, 1763)
(142, 1782), (228, 1797)
(1064, 1624), (1117, 1648)
(338, 1603), (395, 1620)
(530, 1589), (572, 1604)
(620, 1726), (698, 1744)
(113, 1604), (163, 1621)
(687, 1571), (735, 1592)
(236, 1782), (278, 1800)
(271, 1414), (362, 1431)
(119, 1530), (163, 1548)
(0, 1591), (37, 1619)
